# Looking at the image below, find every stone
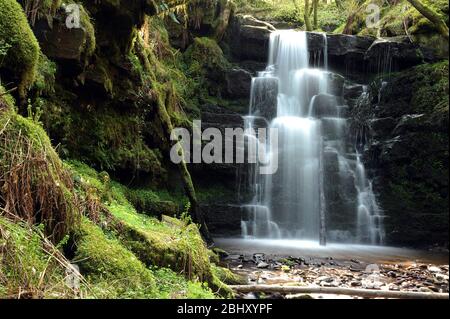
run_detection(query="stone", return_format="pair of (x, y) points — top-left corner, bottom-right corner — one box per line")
(224, 14), (275, 62)
(392, 114), (427, 135)
(310, 94), (339, 118)
(365, 37), (424, 71)
(257, 262), (269, 269)
(224, 68), (252, 99)
(325, 72), (345, 97)
(344, 83), (365, 100)
(202, 204), (242, 236)
(427, 266), (442, 273)
(369, 117), (397, 138)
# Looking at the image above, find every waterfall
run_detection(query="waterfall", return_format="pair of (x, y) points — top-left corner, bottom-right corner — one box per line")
(240, 30), (384, 245)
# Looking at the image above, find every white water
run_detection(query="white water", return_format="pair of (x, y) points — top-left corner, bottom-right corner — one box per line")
(241, 30), (384, 245)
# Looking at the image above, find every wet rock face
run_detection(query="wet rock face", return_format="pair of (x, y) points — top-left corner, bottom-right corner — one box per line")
(224, 14), (274, 62)
(358, 64), (449, 248)
(365, 37), (424, 72)
(203, 204), (242, 236)
(33, 9), (93, 74)
(224, 68), (252, 99)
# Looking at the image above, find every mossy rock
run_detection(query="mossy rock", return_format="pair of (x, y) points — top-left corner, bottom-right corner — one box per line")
(0, 0), (40, 98)
(74, 217), (158, 298)
(184, 37), (231, 97)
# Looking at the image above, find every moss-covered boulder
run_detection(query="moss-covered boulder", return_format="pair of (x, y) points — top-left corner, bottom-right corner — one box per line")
(33, 1), (96, 68)
(0, 0), (40, 98)
(184, 37), (231, 97)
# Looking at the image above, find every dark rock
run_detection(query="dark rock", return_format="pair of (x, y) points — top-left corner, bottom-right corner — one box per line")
(392, 114), (427, 135)
(310, 94), (339, 117)
(33, 10), (93, 74)
(327, 34), (376, 57)
(365, 36), (424, 72)
(224, 14), (275, 62)
(225, 68), (252, 99)
(202, 204), (242, 236)
(249, 77), (278, 121)
(344, 83), (365, 100)
(369, 117), (397, 138)
(325, 72), (345, 97)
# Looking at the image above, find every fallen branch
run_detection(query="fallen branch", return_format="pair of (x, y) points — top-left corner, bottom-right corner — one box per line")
(230, 285), (449, 299)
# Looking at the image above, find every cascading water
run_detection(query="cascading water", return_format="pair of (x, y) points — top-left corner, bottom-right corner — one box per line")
(240, 30), (384, 245)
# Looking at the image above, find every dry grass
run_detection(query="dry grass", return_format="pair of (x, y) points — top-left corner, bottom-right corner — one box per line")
(0, 109), (79, 243)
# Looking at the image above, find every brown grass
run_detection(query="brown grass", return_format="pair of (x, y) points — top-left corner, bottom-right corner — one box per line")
(0, 109), (79, 243)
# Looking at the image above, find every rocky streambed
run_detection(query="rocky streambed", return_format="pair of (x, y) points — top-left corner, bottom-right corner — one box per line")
(216, 239), (449, 299)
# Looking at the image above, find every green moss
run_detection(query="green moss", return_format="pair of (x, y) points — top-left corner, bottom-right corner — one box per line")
(40, 99), (167, 181)
(183, 37), (230, 98)
(74, 217), (158, 298)
(0, 0), (40, 98)
(153, 268), (215, 299)
(410, 61), (449, 115)
(0, 108), (79, 242)
(340, 0), (449, 40)
(0, 216), (77, 298)
(0, 85), (15, 109)
(79, 3), (96, 58)
(33, 53), (57, 95)
(67, 160), (229, 297)
(211, 265), (246, 285)
(124, 187), (185, 217)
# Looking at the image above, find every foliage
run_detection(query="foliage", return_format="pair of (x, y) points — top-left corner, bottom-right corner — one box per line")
(0, 107), (79, 243)
(338, 0), (449, 37)
(74, 217), (158, 298)
(0, 216), (87, 299)
(0, 0), (40, 98)
(33, 53), (57, 96)
(67, 160), (230, 297)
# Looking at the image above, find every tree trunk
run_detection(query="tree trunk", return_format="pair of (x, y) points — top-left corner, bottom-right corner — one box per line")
(313, 0), (319, 30)
(406, 0), (449, 40)
(230, 285), (449, 299)
(304, 0), (313, 31)
(154, 88), (214, 245)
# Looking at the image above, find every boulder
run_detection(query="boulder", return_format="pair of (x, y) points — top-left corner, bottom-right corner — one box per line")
(33, 7), (95, 75)
(202, 204), (242, 236)
(324, 71), (345, 97)
(249, 77), (278, 121)
(224, 14), (275, 62)
(392, 114), (428, 134)
(365, 37), (424, 71)
(326, 34), (375, 81)
(310, 94), (339, 117)
(369, 117), (397, 138)
(327, 34), (375, 57)
(224, 68), (252, 99)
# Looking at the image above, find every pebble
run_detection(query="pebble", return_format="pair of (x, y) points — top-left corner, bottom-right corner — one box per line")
(256, 262), (269, 269)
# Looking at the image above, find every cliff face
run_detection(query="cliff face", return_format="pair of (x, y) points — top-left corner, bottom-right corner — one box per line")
(197, 15), (449, 248)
